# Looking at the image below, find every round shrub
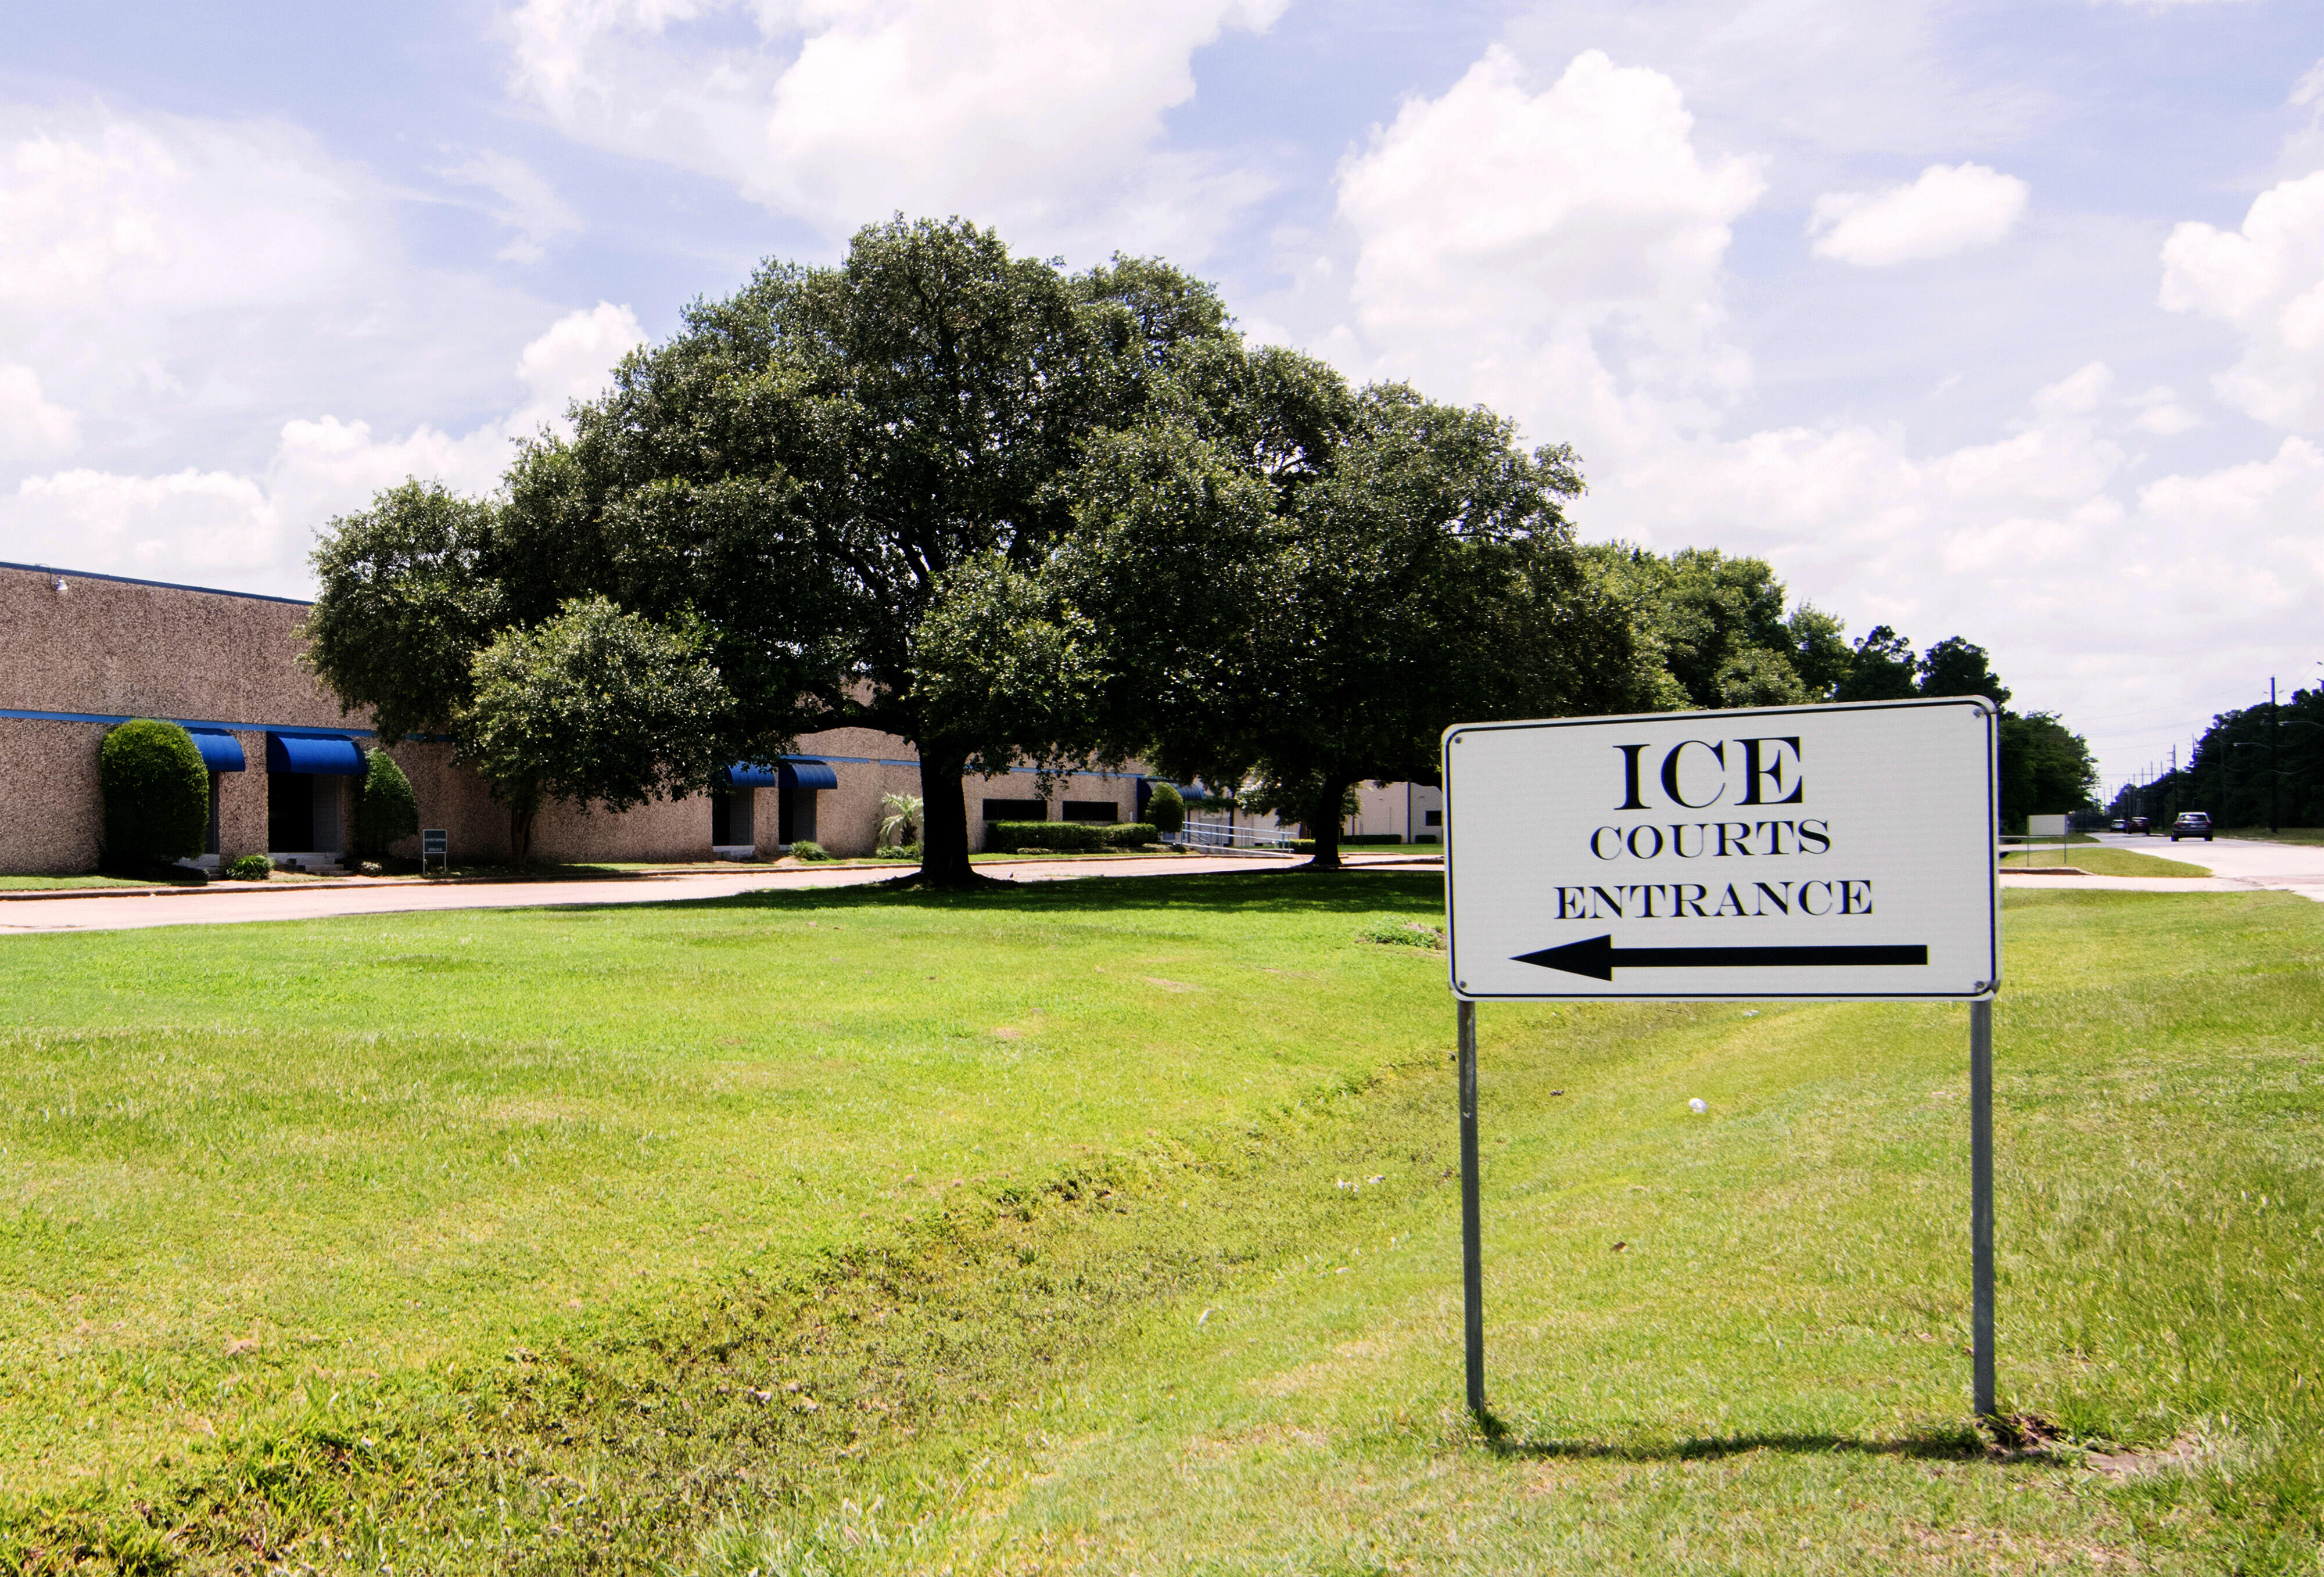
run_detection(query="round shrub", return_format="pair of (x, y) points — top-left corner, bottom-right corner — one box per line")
(790, 840), (831, 861)
(99, 719), (209, 870)
(225, 854), (274, 881)
(1146, 782), (1185, 836)
(354, 747), (419, 857)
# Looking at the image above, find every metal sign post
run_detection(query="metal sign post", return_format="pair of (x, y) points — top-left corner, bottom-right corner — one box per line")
(1444, 696), (2001, 1422)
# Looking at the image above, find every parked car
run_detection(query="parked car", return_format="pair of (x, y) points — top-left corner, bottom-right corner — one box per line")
(2109, 818), (2126, 832)
(2170, 811), (2214, 842)
(2126, 816), (2151, 835)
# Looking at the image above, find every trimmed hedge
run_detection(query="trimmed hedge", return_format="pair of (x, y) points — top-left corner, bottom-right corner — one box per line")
(100, 719), (209, 870)
(988, 821), (1157, 853)
(354, 748), (419, 857)
(225, 854), (274, 881)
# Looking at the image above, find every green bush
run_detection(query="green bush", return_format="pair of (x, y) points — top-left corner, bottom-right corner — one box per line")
(1145, 782), (1185, 836)
(1360, 916), (1444, 949)
(353, 748), (419, 857)
(790, 840), (831, 861)
(988, 821), (1158, 853)
(99, 719), (209, 870)
(225, 854), (274, 881)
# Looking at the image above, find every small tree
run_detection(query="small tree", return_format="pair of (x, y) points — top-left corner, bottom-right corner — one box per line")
(353, 748), (421, 858)
(461, 598), (736, 870)
(877, 793), (924, 849)
(100, 720), (209, 870)
(1145, 781), (1185, 836)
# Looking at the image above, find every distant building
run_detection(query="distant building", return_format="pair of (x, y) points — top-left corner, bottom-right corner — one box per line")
(0, 562), (1148, 874)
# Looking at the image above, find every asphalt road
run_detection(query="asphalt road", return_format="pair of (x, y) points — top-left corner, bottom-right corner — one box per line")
(0, 851), (1439, 936)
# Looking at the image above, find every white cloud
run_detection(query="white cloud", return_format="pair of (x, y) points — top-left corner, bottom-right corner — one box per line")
(0, 365), (78, 459)
(1569, 361), (2324, 785)
(1322, 47), (1763, 458)
(501, 0), (1285, 256)
(2128, 385), (2203, 435)
(439, 150), (582, 263)
(1, 304), (645, 594)
(1807, 163), (2029, 265)
(12, 468), (281, 582)
(2160, 170), (2324, 429)
(0, 103), (553, 473)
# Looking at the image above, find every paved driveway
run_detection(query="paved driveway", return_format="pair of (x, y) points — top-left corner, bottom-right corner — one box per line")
(0, 852), (1440, 935)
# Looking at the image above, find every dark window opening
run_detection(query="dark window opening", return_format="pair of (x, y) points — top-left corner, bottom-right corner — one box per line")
(268, 773), (313, 851)
(778, 781), (817, 845)
(206, 773), (223, 856)
(1061, 800), (1118, 823)
(712, 789), (754, 846)
(1423, 809), (1442, 827)
(982, 798), (1048, 822)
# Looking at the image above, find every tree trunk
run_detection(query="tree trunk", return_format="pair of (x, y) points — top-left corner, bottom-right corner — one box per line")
(510, 806), (536, 874)
(1304, 777), (1349, 871)
(915, 743), (978, 887)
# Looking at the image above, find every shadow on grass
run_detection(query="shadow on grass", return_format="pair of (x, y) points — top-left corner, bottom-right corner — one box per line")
(1480, 1425), (2017, 1465)
(551, 867), (1448, 921)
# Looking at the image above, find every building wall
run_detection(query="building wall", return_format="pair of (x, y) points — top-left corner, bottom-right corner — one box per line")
(1354, 779), (1444, 842)
(0, 719), (104, 873)
(0, 561), (1166, 873)
(2, 563), (345, 727)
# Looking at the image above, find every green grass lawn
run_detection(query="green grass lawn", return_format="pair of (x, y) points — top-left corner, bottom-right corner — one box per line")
(2002, 846), (2211, 877)
(1, 877), (2318, 1573)
(0, 875), (164, 890)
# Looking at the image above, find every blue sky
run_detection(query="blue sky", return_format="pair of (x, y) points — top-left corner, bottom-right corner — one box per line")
(2, 1), (2318, 791)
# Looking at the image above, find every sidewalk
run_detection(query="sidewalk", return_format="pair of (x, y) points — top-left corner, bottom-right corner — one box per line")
(0, 849), (1439, 935)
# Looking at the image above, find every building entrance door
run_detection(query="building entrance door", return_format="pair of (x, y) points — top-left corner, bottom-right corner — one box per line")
(269, 773), (313, 850)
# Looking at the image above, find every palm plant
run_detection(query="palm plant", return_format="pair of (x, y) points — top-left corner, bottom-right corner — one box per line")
(878, 792), (924, 850)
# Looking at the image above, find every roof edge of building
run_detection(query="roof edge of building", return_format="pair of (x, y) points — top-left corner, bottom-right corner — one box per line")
(1, 561), (313, 608)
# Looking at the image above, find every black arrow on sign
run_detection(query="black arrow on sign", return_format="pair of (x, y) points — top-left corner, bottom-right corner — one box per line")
(1514, 935), (1930, 982)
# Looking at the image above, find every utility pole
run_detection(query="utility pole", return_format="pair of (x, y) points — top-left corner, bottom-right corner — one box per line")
(2271, 678), (2280, 835)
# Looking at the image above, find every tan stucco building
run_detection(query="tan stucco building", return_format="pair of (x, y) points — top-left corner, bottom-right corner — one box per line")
(0, 561), (1151, 874)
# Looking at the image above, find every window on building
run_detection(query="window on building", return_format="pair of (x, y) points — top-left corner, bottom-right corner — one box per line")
(1424, 809), (1442, 827)
(1061, 800), (1118, 823)
(981, 798), (1047, 821)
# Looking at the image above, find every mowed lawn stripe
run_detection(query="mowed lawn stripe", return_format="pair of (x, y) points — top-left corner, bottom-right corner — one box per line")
(2, 882), (2319, 1574)
(0, 874), (1443, 1497)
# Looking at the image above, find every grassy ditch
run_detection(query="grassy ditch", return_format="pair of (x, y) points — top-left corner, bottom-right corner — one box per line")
(2001, 847), (2210, 877)
(1, 880), (2319, 1572)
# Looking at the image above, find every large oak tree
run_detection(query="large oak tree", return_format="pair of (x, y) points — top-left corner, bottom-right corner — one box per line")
(497, 217), (1229, 884)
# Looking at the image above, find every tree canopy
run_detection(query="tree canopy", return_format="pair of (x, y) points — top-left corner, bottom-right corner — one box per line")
(493, 216), (1232, 883)
(303, 214), (2096, 873)
(1020, 341), (1655, 867)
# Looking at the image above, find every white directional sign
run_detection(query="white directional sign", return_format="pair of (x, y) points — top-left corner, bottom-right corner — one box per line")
(1445, 698), (1997, 1001)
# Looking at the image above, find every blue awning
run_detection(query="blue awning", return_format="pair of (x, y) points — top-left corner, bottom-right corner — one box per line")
(781, 759), (838, 792)
(187, 728), (245, 773)
(719, 761), (781, 789)
(266, 732), (365, 775)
